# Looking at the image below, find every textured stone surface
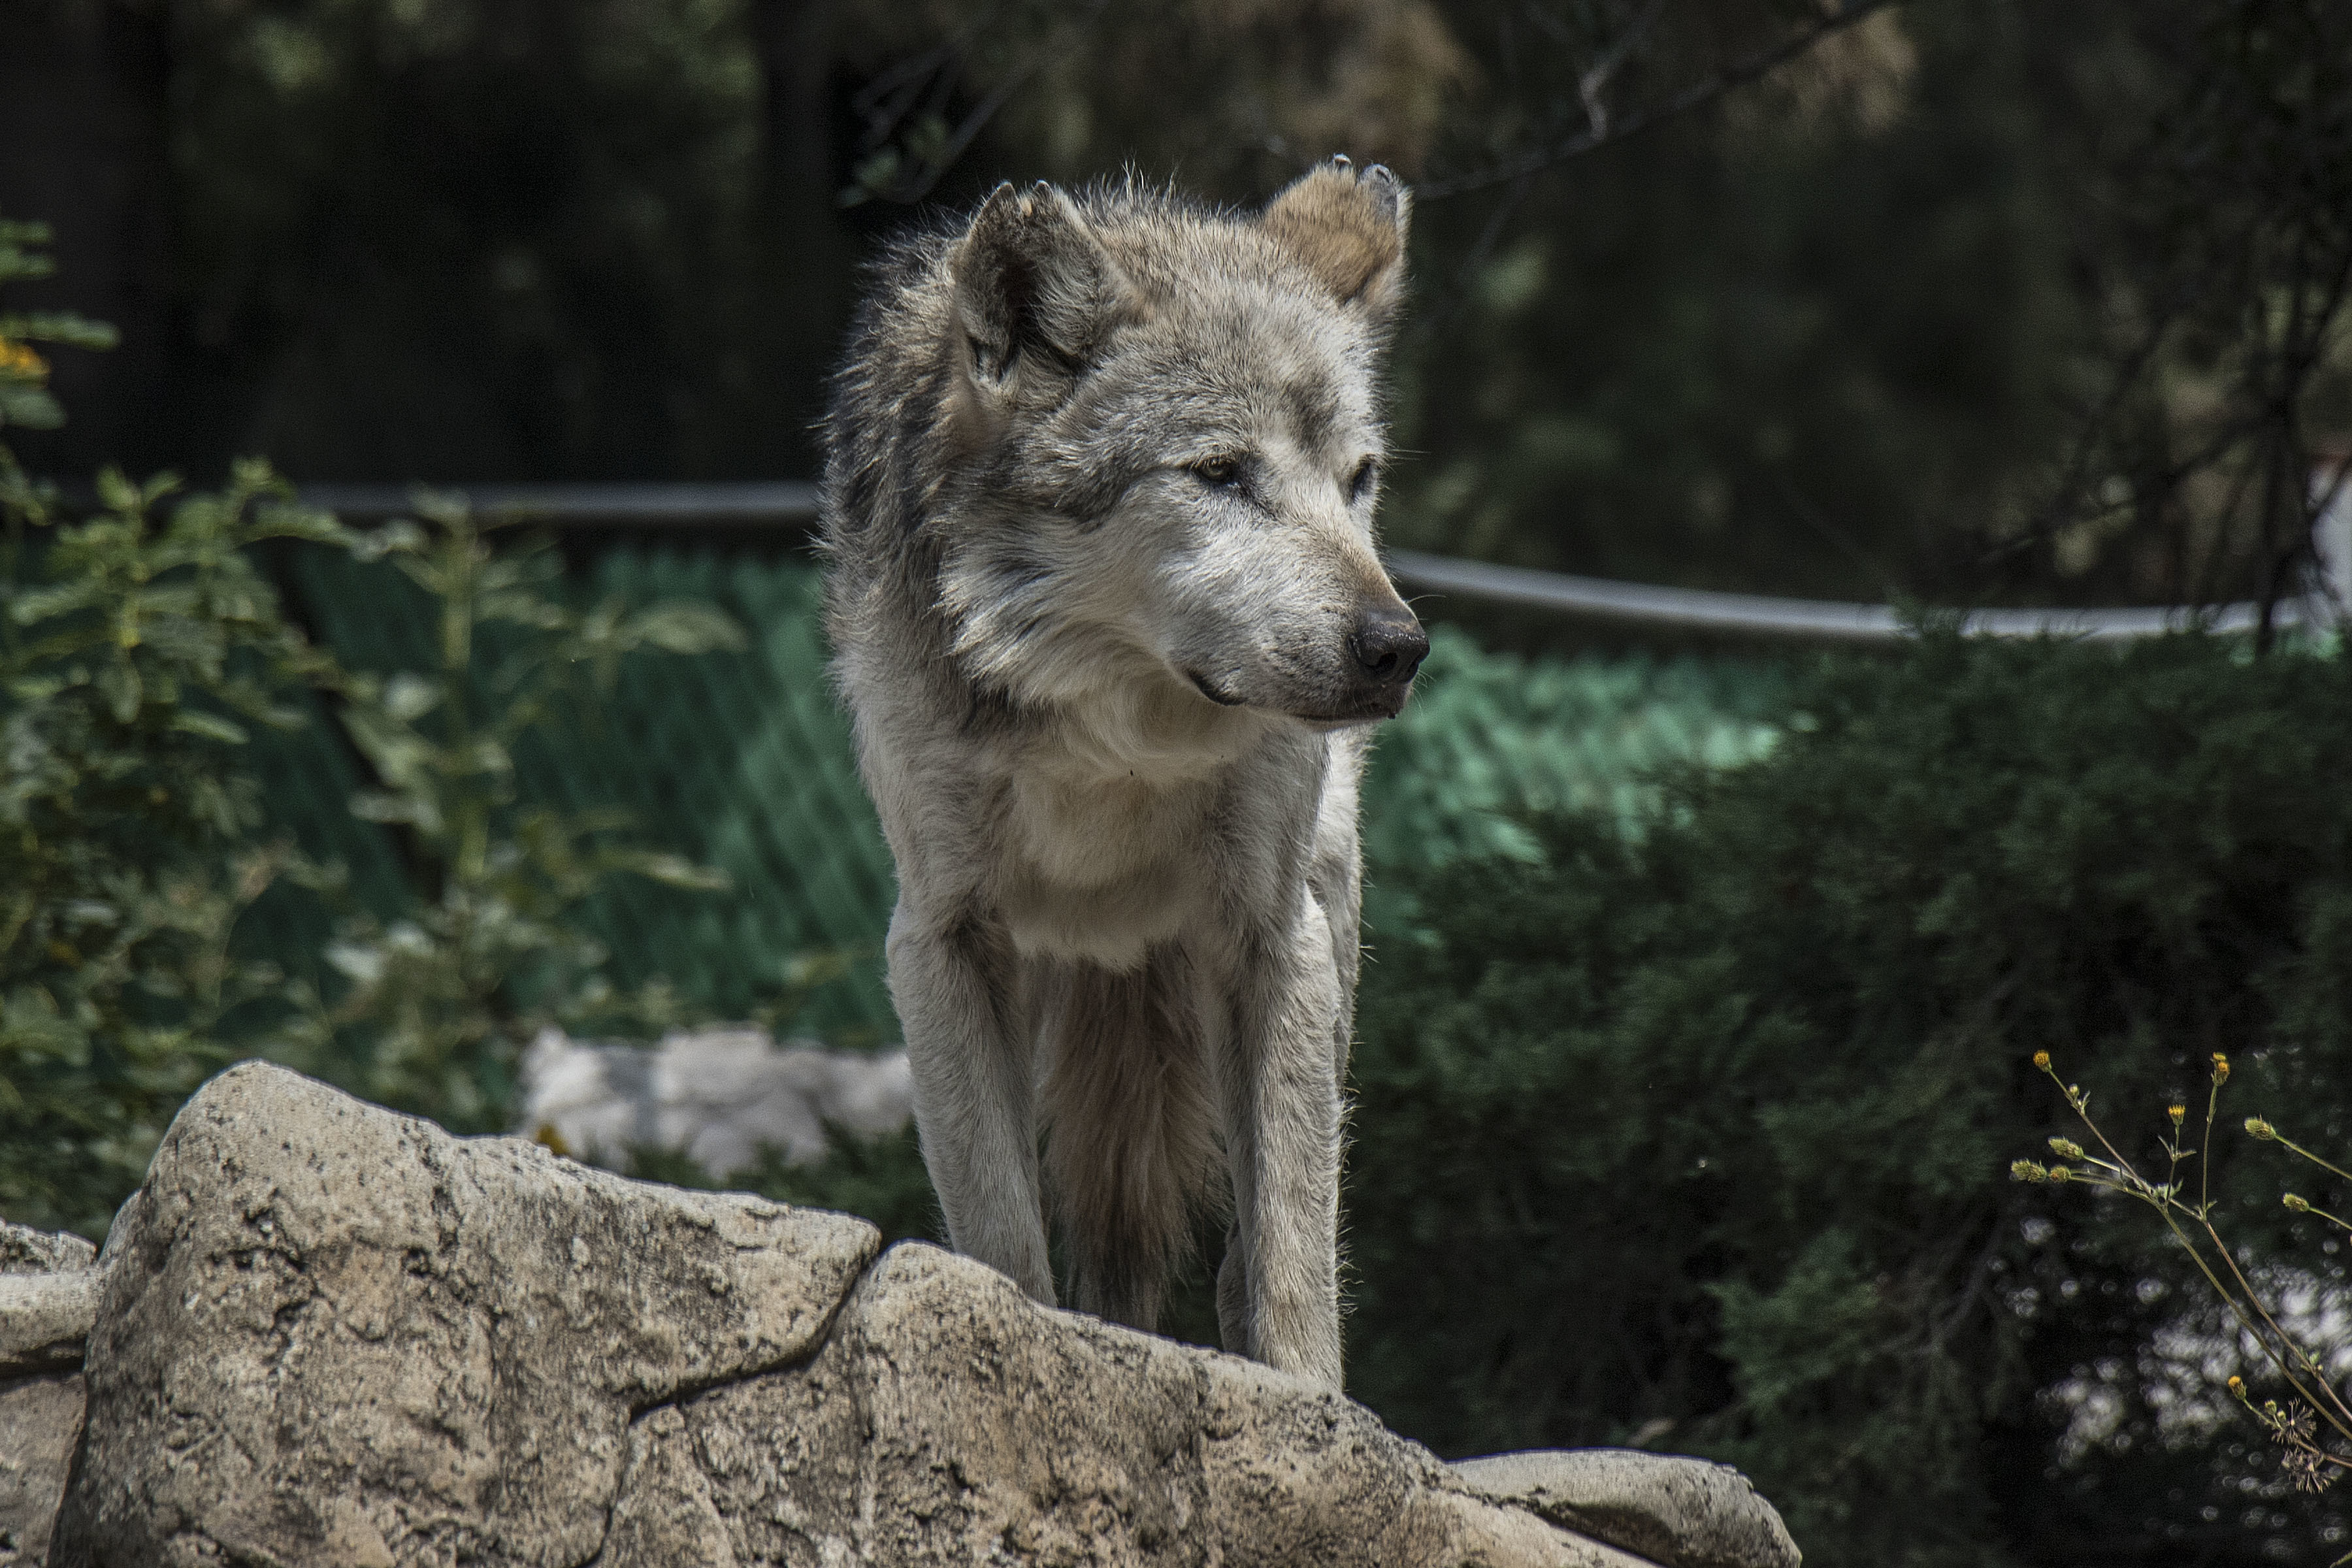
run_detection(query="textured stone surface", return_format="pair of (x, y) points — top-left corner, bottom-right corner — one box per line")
(42, 1062), (1806, 1568)
(0, 1229), (95, 1277)
(1, 1223), (100, 1568)
(1451, 1450), (1799, 1568)
(600, 1242), (1645, 1567)
(0, 1275), (98, 1380)
(53, 1062), (880, 1568)
(0, 1375), (85, 1568)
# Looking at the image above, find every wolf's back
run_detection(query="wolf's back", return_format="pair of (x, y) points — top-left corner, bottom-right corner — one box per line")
(818, 223), (962, 656)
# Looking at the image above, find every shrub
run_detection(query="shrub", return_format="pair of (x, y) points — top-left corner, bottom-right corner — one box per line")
(0, 457), (342, 1237)
(0, 467), (753, 1230)
(1345, 631), (2352, 1568)
(0, 212), (756, 1228)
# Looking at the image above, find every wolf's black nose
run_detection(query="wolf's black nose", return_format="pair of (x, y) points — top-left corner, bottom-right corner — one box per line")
(1350, 609), (1428, 685)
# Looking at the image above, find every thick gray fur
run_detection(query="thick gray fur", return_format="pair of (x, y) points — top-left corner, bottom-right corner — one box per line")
(821, 160), (1422, 1389)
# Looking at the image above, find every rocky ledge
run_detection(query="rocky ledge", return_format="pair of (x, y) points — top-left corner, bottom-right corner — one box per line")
(1, 1063), (1798, 1568)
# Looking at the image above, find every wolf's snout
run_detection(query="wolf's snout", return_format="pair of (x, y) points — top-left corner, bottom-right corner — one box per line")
(1349, 608), (1428, 687)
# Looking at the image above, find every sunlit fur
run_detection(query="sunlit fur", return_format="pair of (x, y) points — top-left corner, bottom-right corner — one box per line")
(822, 161), (1418, 1389)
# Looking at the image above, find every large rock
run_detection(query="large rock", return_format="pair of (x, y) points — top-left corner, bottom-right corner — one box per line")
(1, 1222), (99, 1568)
(600, 1241), (1635, 1567)
(52, 1062), (879, 1568)
(1452, 1450), (1799, 1568)
(44, 1061), (1800, 1568)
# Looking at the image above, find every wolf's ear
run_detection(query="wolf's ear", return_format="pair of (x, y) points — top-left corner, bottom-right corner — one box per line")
(949, 182), (1130, 397)
(1262, 156), (1411, 324)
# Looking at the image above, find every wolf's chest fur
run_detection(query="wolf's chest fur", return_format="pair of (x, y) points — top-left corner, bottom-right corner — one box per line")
(988, 711), (1262, 970)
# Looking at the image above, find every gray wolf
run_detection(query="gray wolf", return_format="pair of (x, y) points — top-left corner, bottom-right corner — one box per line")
(821, 158), (1424, 1389)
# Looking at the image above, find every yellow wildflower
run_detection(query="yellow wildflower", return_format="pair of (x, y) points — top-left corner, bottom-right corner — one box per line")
(2032, 1050), (2050, 1070)
(0, 336), (48, 381)
(2212, 1053), (2230, 1085)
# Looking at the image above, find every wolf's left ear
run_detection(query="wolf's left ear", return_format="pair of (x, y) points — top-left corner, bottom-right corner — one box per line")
(1262, 156), (1411, 325)
(950, 181), (1130, 393)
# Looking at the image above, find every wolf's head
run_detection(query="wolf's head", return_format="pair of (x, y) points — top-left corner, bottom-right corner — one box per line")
(932, 160), (1426, 732)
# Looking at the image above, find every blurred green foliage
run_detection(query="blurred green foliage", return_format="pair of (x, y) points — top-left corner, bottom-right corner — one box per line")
(1362, 624), (1786, 869)
(0, 217), (116, 434)
(625, 1124), (942, 1252)
(1393, 1), (2352, 621)
(265, 544), (904, 1042)
(1347, 631), (2352, 1567)
(0, 474), (758, 1224)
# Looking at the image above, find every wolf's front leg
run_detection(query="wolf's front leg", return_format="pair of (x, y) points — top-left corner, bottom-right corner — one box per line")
(886, 903), (1054, 1303)
(1216, 895), (1347, 1389)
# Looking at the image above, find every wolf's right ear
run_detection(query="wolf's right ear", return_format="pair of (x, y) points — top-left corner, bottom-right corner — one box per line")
(949, 182), (1130, 411)
(1262, 156), (1411, 325)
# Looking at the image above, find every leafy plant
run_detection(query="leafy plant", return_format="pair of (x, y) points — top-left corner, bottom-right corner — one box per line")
(0, 217), (116, 435)
(2, 210), (759, 1228)
(2020, 1049), (2352, 1529)
(0, 450), (346, 1237)
(1362, 625), (1787, 871)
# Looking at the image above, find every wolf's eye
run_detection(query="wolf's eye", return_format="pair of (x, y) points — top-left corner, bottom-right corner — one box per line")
(1192, 456), (1245, 489)
(1348, 457), (1379, 502)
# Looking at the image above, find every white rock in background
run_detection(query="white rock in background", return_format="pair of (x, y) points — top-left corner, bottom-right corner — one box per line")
(517, 1025), (913, 1178)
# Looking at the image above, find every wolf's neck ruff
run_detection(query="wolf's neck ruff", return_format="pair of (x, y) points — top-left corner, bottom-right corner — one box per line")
(823, 159), (1421, 1388)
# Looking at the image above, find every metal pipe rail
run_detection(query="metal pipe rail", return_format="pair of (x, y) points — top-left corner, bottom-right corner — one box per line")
(293, 480), (821, 524)
(1381, 549), (2330, 644)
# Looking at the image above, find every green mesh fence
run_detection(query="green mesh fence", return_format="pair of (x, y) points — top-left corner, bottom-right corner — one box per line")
(1362, 625), (1790, 868)
(249, 542), (899, 1042)
(245, 544), (1796, 1043)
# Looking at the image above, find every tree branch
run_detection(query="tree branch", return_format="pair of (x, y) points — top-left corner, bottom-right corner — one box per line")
(1420, 0), (1912, 201)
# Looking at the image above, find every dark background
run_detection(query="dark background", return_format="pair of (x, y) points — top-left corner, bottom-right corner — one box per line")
(5, 0), (2347, 612)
